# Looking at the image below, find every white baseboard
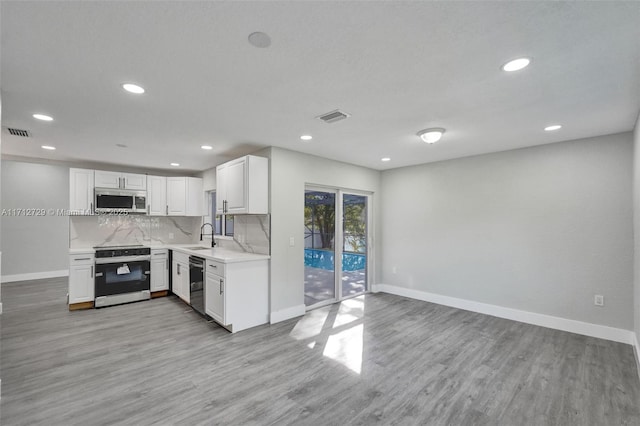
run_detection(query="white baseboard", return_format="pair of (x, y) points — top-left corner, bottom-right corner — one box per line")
(376, 284), (634, 345)
(270, 304), (306, 324)
(1, 269), (69, 283)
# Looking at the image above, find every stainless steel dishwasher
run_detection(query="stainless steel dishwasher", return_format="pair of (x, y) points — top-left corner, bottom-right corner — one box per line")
(189, 256), (205, 316)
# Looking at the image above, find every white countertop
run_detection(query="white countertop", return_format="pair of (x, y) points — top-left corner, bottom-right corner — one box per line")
(169, 245), (270, 263)
(69, 244), (269, 263)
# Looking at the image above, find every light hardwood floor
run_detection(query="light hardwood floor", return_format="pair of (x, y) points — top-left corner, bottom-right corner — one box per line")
(1, 277), (639, 425)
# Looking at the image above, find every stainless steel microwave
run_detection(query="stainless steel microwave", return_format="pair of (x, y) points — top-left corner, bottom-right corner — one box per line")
(95, 188), (147, 214)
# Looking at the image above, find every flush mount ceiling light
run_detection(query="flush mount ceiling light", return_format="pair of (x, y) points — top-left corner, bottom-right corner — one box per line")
(170, 162), (180, 167)
(201, 145), (213, 150)
(502, 57), (531, 72)
(122, 83), (145, 94)
(381, 157), (391, 162)
(544, 124), (562, 131)
(41, 145), (56, 150)
(418, 128), (445, 144)
(116, 143), (127, 148)
(33, 113), (53, 121)
(248, 32), (271, 48)
(300, 135), (313, 141)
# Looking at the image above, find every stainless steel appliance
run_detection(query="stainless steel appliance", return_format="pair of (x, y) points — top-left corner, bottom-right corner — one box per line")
(94, 188), (147, 214)
(189, 256), (205, 316)
(94, 245), (151, 307)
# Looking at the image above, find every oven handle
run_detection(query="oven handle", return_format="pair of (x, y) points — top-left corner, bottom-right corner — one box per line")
(95, 255), (151, 264)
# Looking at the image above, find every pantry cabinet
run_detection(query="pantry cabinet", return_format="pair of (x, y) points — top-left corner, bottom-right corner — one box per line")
(216, 155), (268, 215)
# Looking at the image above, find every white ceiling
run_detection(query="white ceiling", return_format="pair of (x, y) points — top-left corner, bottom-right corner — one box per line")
(1, 1), (639, 172)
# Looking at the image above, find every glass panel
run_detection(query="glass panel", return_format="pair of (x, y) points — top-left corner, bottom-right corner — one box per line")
(225, 215), (234, 236)
(304, 190), (336, 306)
(342, 194), (367, 298)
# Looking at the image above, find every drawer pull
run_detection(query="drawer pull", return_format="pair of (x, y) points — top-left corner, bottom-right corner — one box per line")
(74, 257), (91, 261)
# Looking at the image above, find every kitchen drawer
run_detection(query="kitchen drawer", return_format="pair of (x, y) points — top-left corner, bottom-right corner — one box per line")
(172, 251), (189, 265)
(70, 253), (95, 264)
(151, 249), (168, 258)
(206, 260), (225, 276)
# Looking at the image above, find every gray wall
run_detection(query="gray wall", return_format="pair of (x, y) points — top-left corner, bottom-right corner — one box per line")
(1, 160), (70, 277)
(381, 133), (634, 330)
(268, 147), (382, 314)
(633, 113), (640, 339)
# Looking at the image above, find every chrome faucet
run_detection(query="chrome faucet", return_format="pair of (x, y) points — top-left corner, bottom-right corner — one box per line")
(200, 222), (216, 247)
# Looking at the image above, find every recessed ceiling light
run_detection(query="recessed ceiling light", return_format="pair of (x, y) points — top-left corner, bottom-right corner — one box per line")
(502, 57), (531, 72)
(201, 145), (213, 150)
(248, 32), (271, 48)
(300, 135), (313, 141)
(381, 157), (391, 162)
(41, 145), (56, 150)
(122, 83), (145, 94)
(170, 163), (180, 167)
(544, 125), (562, 131)
(33, 113), (53, 121)
(418, 128), (445, 144)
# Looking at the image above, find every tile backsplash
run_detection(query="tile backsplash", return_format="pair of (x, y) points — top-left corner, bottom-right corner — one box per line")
(216, 215), (270, 255)
(70, 214), (270, 255)
(70, 216), (201, 248)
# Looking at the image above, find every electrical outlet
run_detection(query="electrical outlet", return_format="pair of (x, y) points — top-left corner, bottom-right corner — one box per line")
(169, 232), (174, 240)
(289, 237), (295, 247)
(594, 295), (604, 307)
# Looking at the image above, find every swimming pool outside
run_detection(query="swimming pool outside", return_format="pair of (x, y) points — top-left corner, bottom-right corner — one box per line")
(304, 248), (366, 272)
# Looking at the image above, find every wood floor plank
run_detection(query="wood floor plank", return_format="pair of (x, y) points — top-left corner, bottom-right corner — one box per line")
(1, 277), (639, 425)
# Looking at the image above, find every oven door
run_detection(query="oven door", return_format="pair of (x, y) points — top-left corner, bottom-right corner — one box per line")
(95, 260), (150, 297)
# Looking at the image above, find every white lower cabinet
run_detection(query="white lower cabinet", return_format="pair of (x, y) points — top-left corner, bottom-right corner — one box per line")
(205, 258), (268, 333)
(171, 251), (190, 303)
(69, 252), (95, 306)
(150, 249), (169, 292)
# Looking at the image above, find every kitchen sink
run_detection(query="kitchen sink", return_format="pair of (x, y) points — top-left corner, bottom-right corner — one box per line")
(183, 246), (211, 250)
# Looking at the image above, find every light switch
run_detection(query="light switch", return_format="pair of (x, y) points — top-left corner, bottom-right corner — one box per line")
(289, 237), (295, 247)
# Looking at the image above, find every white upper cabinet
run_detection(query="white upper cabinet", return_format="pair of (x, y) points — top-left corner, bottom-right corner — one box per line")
(147, 175), (167, 216)
(95, 170), (147, 190)
(167, 177), (203, 216)
(69, 168), (94, 213)
(216, 155), (268, 215)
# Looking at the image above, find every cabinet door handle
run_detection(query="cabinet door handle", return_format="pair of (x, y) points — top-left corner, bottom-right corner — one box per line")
(166, 205), (169, 215)
(90, 202), (93, 213)
(220, 279), (223, 295)
(177, 264), (180, 275)
(91, 266), (94, 278)
(147, 205), (150, 215)
(74, 257), (91, 261)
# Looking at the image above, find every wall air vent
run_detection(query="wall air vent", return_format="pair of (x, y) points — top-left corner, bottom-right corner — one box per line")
(316, 109), (351, 124)
(6, 127), (30, 137)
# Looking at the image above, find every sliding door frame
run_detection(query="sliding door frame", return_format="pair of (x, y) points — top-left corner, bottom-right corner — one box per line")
(304, 184), (373, 310)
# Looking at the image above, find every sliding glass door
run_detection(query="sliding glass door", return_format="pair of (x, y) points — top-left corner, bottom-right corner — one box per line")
(304, 187), (370, 309)
(341, 194), (367, 298)
(304, 189), (337, 307)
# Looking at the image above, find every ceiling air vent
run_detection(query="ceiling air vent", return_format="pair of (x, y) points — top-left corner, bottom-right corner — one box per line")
(6, 127), (30, 137)
(316, 109), (351, 124)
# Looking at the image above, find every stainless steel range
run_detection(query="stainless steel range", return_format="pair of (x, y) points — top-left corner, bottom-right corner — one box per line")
(93, 245), (151, 308)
